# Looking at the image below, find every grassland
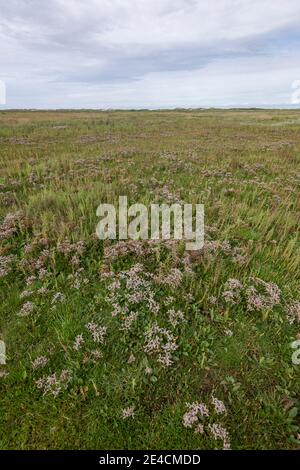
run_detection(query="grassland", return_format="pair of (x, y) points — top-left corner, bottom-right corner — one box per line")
(0, 109), (299, 450)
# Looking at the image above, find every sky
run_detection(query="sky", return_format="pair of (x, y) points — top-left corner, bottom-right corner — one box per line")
(1, 0), (300, 109)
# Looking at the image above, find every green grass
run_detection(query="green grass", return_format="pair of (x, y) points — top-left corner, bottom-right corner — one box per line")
(0, 109), (299, 449)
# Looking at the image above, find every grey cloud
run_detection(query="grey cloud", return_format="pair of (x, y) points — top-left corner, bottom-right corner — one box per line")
(0, 0), (300, 107)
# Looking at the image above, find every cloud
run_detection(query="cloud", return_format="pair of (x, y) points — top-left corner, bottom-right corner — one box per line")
(0, 0), (300, 107)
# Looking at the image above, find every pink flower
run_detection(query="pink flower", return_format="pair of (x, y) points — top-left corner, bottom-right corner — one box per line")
(122, 406), (135, 419)
(211, 396), (227, 414)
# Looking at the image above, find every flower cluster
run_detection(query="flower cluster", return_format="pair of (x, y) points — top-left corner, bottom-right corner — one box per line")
(221, 277), (281, 313)
(0, 211), (26, 241)
(32, 356), (49, 370)
(157, 268), (183, 289)
(168, 308), (186, 328)
(0, 255), (15, 277)
(68, 269), (89, 290)
(57, 239), (85, 267)
(285, 300), (300, 324)
(144, 322), (178, 367)
(208, 423), (231, 450)
(182, 402), (209, 428)
(18, 301), (34, 317)
(73, 334), (85, 351)
(182, 397), (230, 450)
(223, 278), (243, 304)
(85, 322), (107, 344)
(106, 263), (160, 328)
(35, 369), (72, 397)
(245, 278), (281, 312)
(122, 406), (135, 419)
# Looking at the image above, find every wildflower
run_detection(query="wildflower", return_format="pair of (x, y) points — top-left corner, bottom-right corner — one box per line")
(223, 278), (243, 304)
(68, 270), (89, 290)
(164, 296), (175, 306)
(70, 255), (80, 267)
(196, 403), (210, 417)
(110, 280), (121, 291)
(73, 334), (84, 351)
(286, 301), (300, 324)
(144, 367), (153, 375)
(232, 253), (247, 265)
(20, 290), (33, 299)
(26, 275), (36, 286)
(103, 240), (150, 262)
(223, 290), (238, 304)
(85, 322), (107, 343)
(127, 290), (145, 304)
(147, 293), (160, 314)
(0, 211), (24, 241)
(37, 286), (48, 295)
(57, 239), (84, 257)
(168, 309), (185, 328)
(122, 406), (135, 419)
(227, 279), (243, 290)
(38, 268), (48, 280)
(36, 369), (72, 397)
(158, 353), (173, 367)
(208, 423), (231, 450)
(90, 349), (103, 361)
(245, 287), (264, 310)
(122, 311), (139, 331)
(60, 369), (72, 383)
(0, 255), (15, 277)
(100, 270), (114, 279)
(18, 301), (34, 317)
(194, 424), (204, 434)
(211, 396), (227, 414)
(161, 268), (183, 288)
(208, 296), (218, 305)
(110, 302), (123, 317)
(82, 348), (103, 364)
(24, 243), (34, 254)
(246, 278), (281, 312)
(144, 323), (178, 367)
(183, 406), (199, 428)
(182, 402), (209, 428)
(32, 356), (48, 370)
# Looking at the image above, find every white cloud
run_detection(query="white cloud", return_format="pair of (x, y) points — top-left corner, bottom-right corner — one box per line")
(0, 0), (300, 107)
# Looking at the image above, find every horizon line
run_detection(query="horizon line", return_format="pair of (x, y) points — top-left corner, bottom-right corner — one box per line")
(1, 106), (300, 112)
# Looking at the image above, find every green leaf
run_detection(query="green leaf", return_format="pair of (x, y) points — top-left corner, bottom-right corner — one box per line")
(288, 407), (298, 419)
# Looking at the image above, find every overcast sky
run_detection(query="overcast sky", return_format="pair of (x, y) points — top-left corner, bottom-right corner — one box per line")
(1, 0), (300, 108)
